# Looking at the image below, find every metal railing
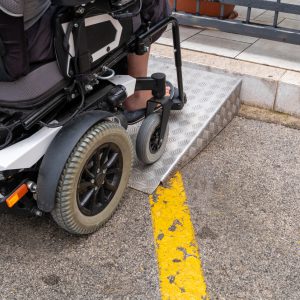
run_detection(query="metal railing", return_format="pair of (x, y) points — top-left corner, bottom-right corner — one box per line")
(172, 0), (300, 45)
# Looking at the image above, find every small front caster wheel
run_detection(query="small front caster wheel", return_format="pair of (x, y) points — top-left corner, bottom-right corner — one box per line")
(51, 122), (133, 235)
(136, 113), (169, 165)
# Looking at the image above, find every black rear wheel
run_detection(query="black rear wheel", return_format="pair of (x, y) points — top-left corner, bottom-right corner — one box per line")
(51, 121), (133, 235)
(77, 142), (123, 216)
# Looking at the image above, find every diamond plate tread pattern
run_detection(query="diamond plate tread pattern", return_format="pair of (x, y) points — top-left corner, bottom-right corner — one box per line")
(128, 56), (241, 194)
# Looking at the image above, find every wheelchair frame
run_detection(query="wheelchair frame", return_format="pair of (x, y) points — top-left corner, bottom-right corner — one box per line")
(0, 13), (186, 234)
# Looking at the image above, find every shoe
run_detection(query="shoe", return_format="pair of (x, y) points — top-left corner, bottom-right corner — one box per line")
(124, 82), (184, 124)
(124, 108), (147, 124)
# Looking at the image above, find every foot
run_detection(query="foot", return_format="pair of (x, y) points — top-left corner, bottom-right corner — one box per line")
(124, 85), (173, 124)
(124, 109), (148, 124)
(124, 86), (171, 112)
(227, 10), (238, 19)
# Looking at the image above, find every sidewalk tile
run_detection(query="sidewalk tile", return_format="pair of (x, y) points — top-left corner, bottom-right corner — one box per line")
(152, 44), (286, 80)
(235, 6), (266, 20)
(152, 43), (286, 109)
(263, 9), (300, 21)
(279, 18), (300, 30)
(199, 29), (258, 44)
(253, 11), (285, 26)
(157, 26), (202, 46)
(237, 39), (300, 72)
(181, 34), (251, 58)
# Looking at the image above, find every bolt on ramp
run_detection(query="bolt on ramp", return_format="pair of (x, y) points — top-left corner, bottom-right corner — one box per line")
(128, 56), (241, 194)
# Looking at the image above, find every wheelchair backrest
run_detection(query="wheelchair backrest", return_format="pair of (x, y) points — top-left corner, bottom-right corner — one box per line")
(55, 0), (140, 78)
(0, 0), (140, 81)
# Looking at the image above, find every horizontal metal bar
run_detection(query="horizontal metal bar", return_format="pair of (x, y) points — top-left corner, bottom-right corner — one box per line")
(218, 0), (300, 14)
(174, 12), (300, 45)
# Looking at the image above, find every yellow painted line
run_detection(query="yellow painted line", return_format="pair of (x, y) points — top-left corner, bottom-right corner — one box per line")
(149, 172), (208, 300)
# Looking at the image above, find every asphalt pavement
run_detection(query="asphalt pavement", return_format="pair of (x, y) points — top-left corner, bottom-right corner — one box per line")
(181, 117), (300, 300)
(0, 117), (299, 299)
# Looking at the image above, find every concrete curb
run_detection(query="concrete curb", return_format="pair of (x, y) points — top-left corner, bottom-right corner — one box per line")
(152, 44), (300, 118)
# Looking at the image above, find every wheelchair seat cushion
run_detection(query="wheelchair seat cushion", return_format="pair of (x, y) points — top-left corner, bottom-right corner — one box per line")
(0, 62), (66, 109)
(0, 0), (23, 16)
(24, 0), (51, 30)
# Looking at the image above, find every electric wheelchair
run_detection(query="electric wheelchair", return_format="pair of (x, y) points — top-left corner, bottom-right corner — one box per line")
(0, 0), (186, 234)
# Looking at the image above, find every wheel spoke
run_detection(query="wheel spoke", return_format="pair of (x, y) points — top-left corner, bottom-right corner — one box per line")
(78, 181), (94, 194)
(104, 178), (118, 192)
(90, 190), (99, 214)
(77, 141), (123, 217)
(106, 167), (121, 175)
(105, 152), (119, 169)
(100, 146), (111, 168)
(94, 148), (103, 171)
(98, 186), (106, 204)
(106, 191), (113, 202)
(80, 188), (95, 207)
(84, 166), (95, 179)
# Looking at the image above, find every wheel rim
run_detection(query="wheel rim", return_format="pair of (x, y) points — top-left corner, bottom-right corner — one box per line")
(77, 143), (123, 216)
(150, 126), (162, 154)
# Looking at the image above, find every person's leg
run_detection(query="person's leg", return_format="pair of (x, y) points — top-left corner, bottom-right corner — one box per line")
(0, 11), (29, 80)
(124, 50), (171, 111)
(124, 52), (153, 111)
(124, 0), (172, 112)
(26, 7), (55, 65)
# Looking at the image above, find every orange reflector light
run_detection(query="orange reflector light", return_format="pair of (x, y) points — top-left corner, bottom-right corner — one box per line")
(6, 184), (29, 208)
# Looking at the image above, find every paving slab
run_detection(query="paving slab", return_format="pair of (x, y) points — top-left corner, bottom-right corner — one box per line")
(235, 6), (266, 20)
(263, 9), (300, 21)
(157, 23), (300, 74)
(151, 44), (287, 110)
(237, 39), (300, 72)
(198, 29), (258, 44)
(160, 18), (300, 73)
(157, 25), (202, 46)
(279, 18), (300, 30)
(181, 34), (251, 58)
(253, 13), (285, 26)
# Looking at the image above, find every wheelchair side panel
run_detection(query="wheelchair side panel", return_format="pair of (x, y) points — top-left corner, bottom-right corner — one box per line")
(0, 126), (62, 172)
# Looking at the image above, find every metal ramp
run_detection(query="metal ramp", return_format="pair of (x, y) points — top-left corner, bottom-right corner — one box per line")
(128, 57), (241, 194)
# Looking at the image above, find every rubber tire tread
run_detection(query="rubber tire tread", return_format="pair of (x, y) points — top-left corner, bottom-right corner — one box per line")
(51, 121), (133, 235)
(136, 113), (169, 165)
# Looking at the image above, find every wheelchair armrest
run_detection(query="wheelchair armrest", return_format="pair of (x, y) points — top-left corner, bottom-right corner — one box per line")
(51, 0), (91, 6)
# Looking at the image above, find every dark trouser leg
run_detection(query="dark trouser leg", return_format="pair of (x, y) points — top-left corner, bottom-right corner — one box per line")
(0, 11), (29, 80)
(26, 7), (55, 65)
